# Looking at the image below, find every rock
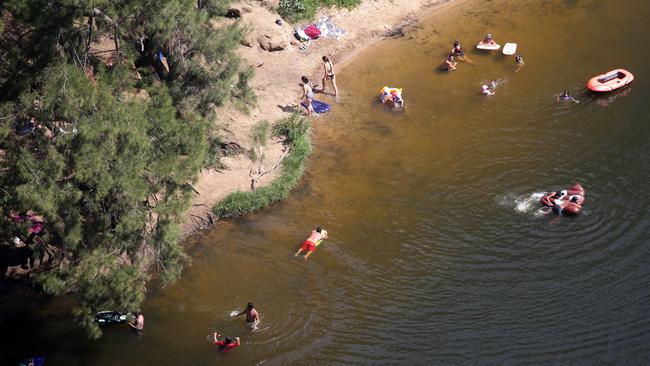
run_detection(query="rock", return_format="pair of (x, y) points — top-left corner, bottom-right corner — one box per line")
(242, 6), (253, 13)
(241, 34), (254, 47)
(225, 8), (241, 18)
(257, 28), (288, 51)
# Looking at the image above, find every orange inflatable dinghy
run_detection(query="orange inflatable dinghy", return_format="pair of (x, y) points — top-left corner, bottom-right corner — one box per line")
(587, 69), (634, 92)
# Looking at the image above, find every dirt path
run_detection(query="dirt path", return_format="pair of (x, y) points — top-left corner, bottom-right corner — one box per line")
(181, 0), (467, 236)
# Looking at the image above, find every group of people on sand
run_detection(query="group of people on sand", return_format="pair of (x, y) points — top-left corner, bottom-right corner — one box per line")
(301, 56), (339, 116)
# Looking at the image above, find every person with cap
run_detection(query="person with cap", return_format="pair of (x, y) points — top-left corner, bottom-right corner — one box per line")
(481, 33), (496, 45)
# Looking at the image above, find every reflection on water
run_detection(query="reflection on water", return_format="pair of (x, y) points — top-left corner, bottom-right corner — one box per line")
(2, 0), (650, 364)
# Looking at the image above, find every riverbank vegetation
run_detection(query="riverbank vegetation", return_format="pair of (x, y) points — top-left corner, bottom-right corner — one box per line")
(279, 0), (361, 21)
(214, 114), (311, 218)
(0, 0), (252, 338)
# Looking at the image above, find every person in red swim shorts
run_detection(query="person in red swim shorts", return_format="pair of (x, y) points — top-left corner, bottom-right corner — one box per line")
(213, 331), (240, 351)
(294, 227), (328, 260)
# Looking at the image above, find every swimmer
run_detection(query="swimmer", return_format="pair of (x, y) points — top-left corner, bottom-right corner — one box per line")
(514, 54), (524, 72)
(441, 54), (457, 71)
(294, 226), (328, 259)
(481, 80), (497, 96)
(558, 90), (579, 103)
(235, 302), (260, 329)
(515, 54), (524, 65)
(213, 331), (240, 351)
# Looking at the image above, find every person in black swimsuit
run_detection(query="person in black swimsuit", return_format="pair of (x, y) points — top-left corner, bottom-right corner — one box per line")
(321, 56), (339, 97)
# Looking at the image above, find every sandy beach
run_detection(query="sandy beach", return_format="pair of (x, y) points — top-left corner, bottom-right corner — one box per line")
(181, 0), (468, 236)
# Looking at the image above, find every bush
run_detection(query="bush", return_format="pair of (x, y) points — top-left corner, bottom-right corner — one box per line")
(214, 114), (311, 217)
(278, 0), (361, 21)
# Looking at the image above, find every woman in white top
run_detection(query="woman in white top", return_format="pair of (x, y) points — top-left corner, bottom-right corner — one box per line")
(301, 76), (316, 116)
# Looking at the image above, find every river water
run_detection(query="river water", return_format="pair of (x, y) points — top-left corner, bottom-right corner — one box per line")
(2, 0), (650, 364)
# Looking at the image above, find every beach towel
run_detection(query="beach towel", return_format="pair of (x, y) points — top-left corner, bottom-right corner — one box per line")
(304, 24), (321, 40)
(316, 17), (346, 39)
(302, 99), (331, 114)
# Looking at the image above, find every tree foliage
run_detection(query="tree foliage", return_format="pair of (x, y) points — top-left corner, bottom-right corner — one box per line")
(0, 0), (250, 338)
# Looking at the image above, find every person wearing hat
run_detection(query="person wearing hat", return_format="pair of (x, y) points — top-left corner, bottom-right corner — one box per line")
(481, 33), (496, 45)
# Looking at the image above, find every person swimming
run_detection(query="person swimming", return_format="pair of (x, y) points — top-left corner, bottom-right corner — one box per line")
(213, 331), (240, 351)
(558, 90), (579, 103)
(481, 80), (497, 95)
(294, 227), (328, 259)
(515, 54), (524, 65)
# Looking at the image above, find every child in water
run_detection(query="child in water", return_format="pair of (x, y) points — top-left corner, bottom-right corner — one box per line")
(441, 54), (457, 71)
(481, 80), (497, 96)
(558, 90), (579, 103)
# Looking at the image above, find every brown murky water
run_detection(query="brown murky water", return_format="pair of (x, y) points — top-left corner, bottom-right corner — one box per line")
(3, 0), (650, 364)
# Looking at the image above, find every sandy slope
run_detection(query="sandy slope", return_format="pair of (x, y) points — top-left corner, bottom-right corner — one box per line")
(181, 0), (467, 236)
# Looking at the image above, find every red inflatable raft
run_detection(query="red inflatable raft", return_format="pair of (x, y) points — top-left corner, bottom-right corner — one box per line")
(587, 69), (634, 92)
(540, 183), (585, 216)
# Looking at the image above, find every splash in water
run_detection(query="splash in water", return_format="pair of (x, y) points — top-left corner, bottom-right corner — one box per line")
(497, 192), (547, 216)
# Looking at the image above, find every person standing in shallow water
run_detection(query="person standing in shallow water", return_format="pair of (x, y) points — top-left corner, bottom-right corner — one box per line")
(128, 311), (144, 331)
(235, 302), (260, 329)
(301, 76), (316, 116)
(321, 56), (339, 97)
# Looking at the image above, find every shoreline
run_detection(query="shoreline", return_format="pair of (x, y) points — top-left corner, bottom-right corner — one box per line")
(181, 0), (469, 238)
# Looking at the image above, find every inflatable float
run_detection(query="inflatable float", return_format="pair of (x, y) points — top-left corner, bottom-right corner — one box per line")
(540, 183), (585, 216)
(502, 42), (517, 55)
(379, 86), (405, 110)
(476, 41), (500, 50)
(587, 69), (634, 92)
(95, 311), (133, 325)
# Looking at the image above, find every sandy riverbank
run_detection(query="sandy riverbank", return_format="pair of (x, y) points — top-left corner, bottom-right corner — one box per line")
(181, 0), (468, 236)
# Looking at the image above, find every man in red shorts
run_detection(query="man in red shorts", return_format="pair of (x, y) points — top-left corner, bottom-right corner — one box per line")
(294, 227), (328, 260)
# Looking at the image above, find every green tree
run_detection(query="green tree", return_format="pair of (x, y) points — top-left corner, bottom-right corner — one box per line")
(0, 0), (251, 338)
